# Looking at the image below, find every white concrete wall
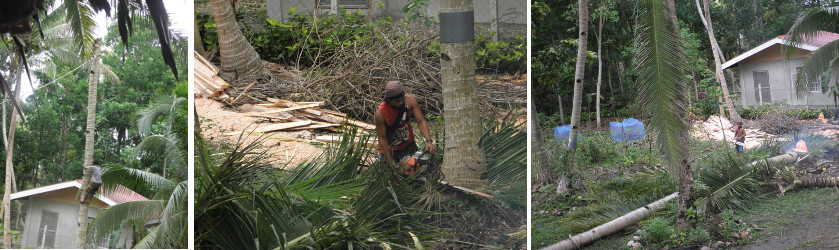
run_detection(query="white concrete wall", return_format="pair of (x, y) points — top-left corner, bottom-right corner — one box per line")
(267, 0), (527, 24)
(20, 198), (99, 249)
(738, 58), (839, 107)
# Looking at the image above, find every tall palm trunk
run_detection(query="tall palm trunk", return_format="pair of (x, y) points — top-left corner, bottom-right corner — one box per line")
(698, 0), (741, 122)
(209, 0), (267, 82)
(2, 62), (22, 249)
(76, 39), (101, 249)
(596, 1), (604, 128)
(439, 0), (487, 190)
(567, 0), (589, 177)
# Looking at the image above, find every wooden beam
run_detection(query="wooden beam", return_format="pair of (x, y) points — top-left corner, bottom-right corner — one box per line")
(224, 121), (313, 134)
(247, 103), (321, 117)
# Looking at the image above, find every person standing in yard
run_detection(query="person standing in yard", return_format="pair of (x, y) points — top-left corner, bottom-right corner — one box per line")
(80, 159), (102, 204)
(731, 121), (746, 154)
(375, 81), (436, 170)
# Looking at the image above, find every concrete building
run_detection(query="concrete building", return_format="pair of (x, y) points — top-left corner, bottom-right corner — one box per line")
(10, 180), (147, 249)
(722, 31), (839, 107)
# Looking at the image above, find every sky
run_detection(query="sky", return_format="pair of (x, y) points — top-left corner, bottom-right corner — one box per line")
(18, 0), (192, 100)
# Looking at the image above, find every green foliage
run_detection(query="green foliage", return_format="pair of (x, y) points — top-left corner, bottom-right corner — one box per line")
(641, 217), (676, 244)
(402, 0), (433, 27)
(685, 227), (711, 244)
(475, 32), (526, 73)
(717, 210), (748, 240)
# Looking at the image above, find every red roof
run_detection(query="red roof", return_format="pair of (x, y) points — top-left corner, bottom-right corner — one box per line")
(777, 30), (839, 47)
(75, 179), (148, 203)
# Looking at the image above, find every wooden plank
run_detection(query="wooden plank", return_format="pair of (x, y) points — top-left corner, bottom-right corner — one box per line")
(320, 113), (375, 130)
(285, 122), (340, 130)
(194, 51), (219, 74)
(224, 121), (313, 135)
(195, 72), (223, 92)
(213, 76), (230, 88)
(315, 109), (347, 117)
(247, 103), (321, 117)
(194, 80), (215, 98)
(275, 99), (323, 116)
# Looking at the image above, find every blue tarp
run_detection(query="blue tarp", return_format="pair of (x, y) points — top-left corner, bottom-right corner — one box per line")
(610, 118), (646, 141)
(554, 125), (581, 144)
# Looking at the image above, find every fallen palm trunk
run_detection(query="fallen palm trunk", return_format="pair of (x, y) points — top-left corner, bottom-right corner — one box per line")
(544, 151), (806, 250)
(542, 192), (679, 250)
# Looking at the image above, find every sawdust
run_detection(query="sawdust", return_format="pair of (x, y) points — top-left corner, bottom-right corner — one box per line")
(196, 98), (323, 168)
(692, 116), (769, 149)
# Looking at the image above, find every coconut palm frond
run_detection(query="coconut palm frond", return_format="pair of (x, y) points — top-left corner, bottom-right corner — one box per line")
(101, 166), (175, 198)
(793, 40), (838, 97)
(634, 0), (690, 179)
(99, 64), (121, 85)
(134, 133), (186, 178)
(85, 200), (167, 245)
(137, 94), (175, 135)
(695, 153), (758, 215)
(784, 6), (839, 55)
(133, 224), (160, 249)
(280, 127), (374, 187)
(63, 0), (96, 58)
(481, 117), (526, 206)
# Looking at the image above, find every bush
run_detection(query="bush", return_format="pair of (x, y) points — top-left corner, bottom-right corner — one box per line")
(642, 217), (676, 244)
(475, 31), (526, 73)
(685, 227), (710, 245)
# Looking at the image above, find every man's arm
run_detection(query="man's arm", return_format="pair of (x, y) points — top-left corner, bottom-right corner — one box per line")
(375, 110), (393, 163)
(407, 95), (435, 154)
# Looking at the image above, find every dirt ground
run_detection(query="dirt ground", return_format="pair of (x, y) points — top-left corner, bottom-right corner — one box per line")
(196, 98), (324, 168)
(737, 188), (839, 250)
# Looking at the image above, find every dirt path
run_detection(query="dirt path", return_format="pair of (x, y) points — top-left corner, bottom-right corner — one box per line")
(738, 188), (839, 250)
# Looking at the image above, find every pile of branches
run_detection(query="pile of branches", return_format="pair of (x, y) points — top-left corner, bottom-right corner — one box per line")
(756, 109), (801, 134)
(290, 24), (526, 122)
(295, 24), (442, 121)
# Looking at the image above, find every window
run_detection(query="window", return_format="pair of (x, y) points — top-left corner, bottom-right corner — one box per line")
(796, 67), (822, 92)
(37, 210), (58, 249)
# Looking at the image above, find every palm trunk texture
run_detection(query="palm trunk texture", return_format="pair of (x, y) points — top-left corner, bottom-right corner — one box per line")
(542, 192), (680, 250)
(76, 39), (101, 249)
(210, 0), (266, 82)
(2, 62), (22, 248)
(439, 0), (488, 190)
(567, 0), (589, 177)
(596, 4), (604, 129)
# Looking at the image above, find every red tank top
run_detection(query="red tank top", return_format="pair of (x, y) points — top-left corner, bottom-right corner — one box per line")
(377, 101), (415, 154)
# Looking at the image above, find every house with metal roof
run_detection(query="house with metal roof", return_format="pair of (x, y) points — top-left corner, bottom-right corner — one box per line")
(721, 31), (839, 107)
(10, 180), (147, 249)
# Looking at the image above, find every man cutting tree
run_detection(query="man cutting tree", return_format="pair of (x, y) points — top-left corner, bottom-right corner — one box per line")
(375, 81), (436, 172)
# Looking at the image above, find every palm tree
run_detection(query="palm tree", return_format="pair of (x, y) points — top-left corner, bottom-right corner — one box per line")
(567, 0), (589, 176)
(75, 38), (101, 249)
(439, 0), (488, 190)
(85, 167), (188, 248)
(696, 0), (741, 122)
(208, 0), (268, 82)
(633, 0), (694, 231)
(135, 94), (187, 179)
(785, 6), (839, 102)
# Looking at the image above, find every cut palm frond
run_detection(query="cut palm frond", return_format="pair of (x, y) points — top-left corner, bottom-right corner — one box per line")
(634, 0), (690, 178)
(695, 153), (758, 215)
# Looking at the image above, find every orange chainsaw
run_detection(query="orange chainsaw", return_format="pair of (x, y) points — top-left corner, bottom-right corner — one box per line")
(400, 151), (431, 177)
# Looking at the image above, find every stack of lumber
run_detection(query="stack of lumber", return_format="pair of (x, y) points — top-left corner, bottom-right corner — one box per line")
(193, 51), (230, 99)
(225, 98), (377, 136)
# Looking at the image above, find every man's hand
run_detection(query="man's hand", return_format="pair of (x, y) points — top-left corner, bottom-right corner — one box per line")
(425, 143), (435, 155)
